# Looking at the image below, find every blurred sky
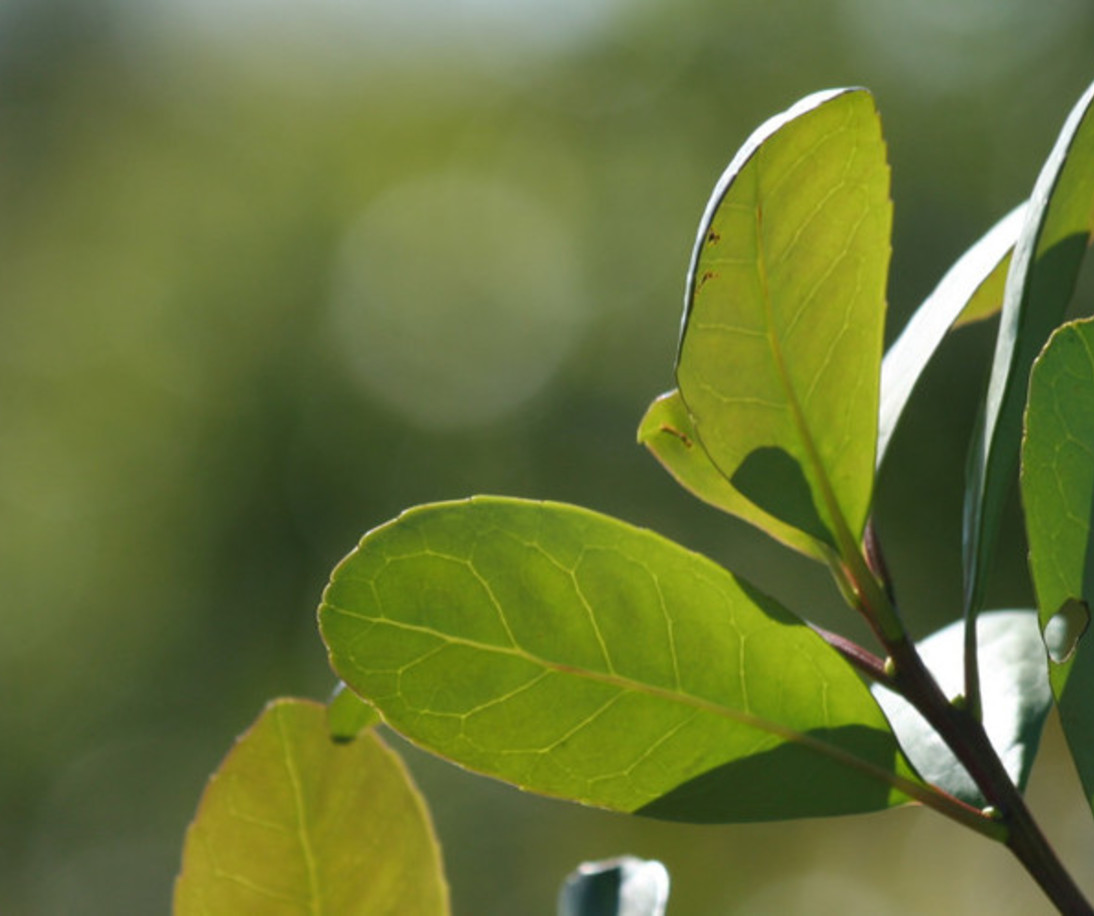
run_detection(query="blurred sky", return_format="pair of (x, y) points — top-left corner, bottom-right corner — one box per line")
(3, 0), (1094, 913)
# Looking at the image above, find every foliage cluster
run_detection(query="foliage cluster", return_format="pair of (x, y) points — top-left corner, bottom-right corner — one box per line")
(175, 80), (1094, 913)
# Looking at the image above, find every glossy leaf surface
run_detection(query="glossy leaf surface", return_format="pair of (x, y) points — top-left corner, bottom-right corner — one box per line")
(878, 204), (1024, 465)
(964, 79), (1094, 616)
(558, 856), (670, 916)
(872, 611), (1052, 806)
(637, 389), (830, 561)
(175, 698), (449, 915)
(320, 497), (919, 824)
(675, 88), (890, 554)
(1022, 318), (1094, 813)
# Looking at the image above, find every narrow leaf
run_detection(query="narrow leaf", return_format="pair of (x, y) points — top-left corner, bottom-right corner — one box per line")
(319, 497), (921, 824)
(1022, 318), (1094, 814)
(558, 856), (670, 916)
(327, 681), (380, 742)
(637, 389), (832, 561)
(878, 204), (1025, 465)
(175, 698), (449, 915)
(964, 78), (1094, 619)
(871, 610), (1052, 806)
(675, 88), (891, 556)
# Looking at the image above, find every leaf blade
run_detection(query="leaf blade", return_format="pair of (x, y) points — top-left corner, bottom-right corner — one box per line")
(637, 389), (832, 561)
(1022, 317), (1094, 814)
(675, 88), (891, 553)
(964, 79), (1094, 617)
(174, 698), (449, 915)
(871, 610), (1052, 806)
(558, 857), (670, 916)
(878, 204), (1025, 465)
(319, 497), (919, 824)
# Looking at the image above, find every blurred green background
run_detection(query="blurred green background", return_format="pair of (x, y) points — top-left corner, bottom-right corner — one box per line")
(4, 0), (1094, 912)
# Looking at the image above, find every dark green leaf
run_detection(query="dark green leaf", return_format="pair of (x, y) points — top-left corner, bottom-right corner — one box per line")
(327, 681), (380, 742)
(964, 79), (1094, 617)
(878, 204), (1024, 465)
(175, 698), (449, 915)
(1022, 317), (1094, 814)
(558, 856), (669, 916)
(871, 611), (1052, 806)
(319, 497), (921, 824)
(674, 88), (891, 557)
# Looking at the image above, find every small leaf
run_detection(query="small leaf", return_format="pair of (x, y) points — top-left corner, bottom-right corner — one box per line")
(871, 611), (1053, 806)
(319, 497), (921, 824)
(878, 204), (1025, 465)
(327, 681), (380, 742)
(637, 390), (831, 561)
(558, 856), (670, 916)
(964, 78), (1094, 618)
(674, 88), (891, 557)
(1022, 317), (1094, 814)
(175, 698), (449, 915)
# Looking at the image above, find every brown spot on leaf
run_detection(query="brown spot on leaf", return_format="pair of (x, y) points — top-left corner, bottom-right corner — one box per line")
(659, 424), (693, 448)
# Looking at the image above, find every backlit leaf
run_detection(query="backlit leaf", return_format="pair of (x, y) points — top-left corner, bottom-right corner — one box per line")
(675, 88), (890, 557)
(872, 611), (1052, 806)
(1022, 318), (1094, 815)
(637, 389), (831, 561)
(175, 698), (449, 915)
(319, 497), (921, 824)
(964, 78), (1094, 619)
(878, 204), (1024, 465)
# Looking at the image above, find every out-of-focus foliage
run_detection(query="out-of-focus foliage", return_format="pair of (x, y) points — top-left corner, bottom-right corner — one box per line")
(3, 1), (1094, 913)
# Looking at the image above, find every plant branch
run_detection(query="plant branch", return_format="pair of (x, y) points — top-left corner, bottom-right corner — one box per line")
(884, 634), (1091, 914)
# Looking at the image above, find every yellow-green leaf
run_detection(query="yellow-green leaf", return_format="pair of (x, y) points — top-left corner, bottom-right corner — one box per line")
(674, 88), (891, 557)
(174, 698), (449, 915)
(637, 389), (832, 561)
(320, 497), (922, 824)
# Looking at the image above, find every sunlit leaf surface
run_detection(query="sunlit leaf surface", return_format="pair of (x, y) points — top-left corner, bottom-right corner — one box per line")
(964, 79), (1094, 616)
(320, 497), (919, 824)
(675, 88), (890, 553)
(637, 389), (830, 561)
(872, 611), (1052, 806)
(174, 698), (449, 915)
(878, 204), (1024, 465)
(1022, 318), (1094, 815)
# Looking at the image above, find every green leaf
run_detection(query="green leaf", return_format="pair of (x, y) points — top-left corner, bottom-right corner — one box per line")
(637, 389), (832, 561)
(871, 610), (1052, 806)
(878, 204), (1024, 465)
(319, 497), (921, 824)
(558, 856), (670, 916)
(1022, 317), (1094, 814)
(964, 78), (1094, 618)
(674, 88), (891, 556)
(174, 698), (449, 915)
(327, 681), (380, 742)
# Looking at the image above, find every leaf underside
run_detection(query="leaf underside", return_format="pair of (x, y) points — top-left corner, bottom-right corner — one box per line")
(878, 203), (1024, 466)
(872, 610), (1052, 807)
(558, 856), (670, 916)
(964, 78), (1094, 617)
(1022, 318), (1094, 815)
(319, 497), (918, 825)
(673, 87), (891, 556)
(174, 698), (449, 915)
